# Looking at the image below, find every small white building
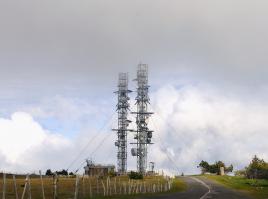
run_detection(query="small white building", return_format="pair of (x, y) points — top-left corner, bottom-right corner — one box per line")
(84, 160), (115, 177)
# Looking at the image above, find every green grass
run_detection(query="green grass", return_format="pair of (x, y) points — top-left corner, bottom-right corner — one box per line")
(203, 175), (268, 199)
(170, 178), (187, 192)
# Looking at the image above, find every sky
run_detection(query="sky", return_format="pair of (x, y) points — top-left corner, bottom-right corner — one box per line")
(0, 0), (268, 175)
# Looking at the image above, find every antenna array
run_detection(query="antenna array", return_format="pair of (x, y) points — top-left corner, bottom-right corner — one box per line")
(113, 73), (132, 174)
(131, 64), (154, 174)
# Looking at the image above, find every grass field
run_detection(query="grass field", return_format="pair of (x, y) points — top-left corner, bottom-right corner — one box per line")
(203, 175), (268, 199)
(0, 174), (186, 199)
(90, 178), (187, 199)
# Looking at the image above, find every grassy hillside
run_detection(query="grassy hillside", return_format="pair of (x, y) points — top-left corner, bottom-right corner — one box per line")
(203, 175), (268, 199)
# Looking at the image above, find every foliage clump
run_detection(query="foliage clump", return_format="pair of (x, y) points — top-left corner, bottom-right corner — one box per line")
(198, 160), (233, 175)
(45, 169), (71, 176)
(128, 171), (143, 179)
(244, 155), (268, 179)
(108, 170), (116, 177)
(45, 169), (53, 176)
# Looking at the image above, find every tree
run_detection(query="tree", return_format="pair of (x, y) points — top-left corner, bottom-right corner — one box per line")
(198, 160), (233, 175)
(198, 160), (210, 174)
(246, 155), (268, 179)
(225, 164), (233, 173)
(45, 169), (53, 176)
(69, 172), (74, 176)
(56, 169), (68, 176)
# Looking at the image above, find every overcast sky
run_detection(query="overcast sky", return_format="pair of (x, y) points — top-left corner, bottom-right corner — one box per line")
(0, 0), (268, 175)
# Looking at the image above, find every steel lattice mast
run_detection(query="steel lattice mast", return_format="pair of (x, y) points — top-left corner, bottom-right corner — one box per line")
(113, 73), (132, 174)
(131, 64), (153, 174)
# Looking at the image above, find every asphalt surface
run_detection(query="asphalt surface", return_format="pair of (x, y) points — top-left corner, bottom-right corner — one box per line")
(139, 176), (253, 199)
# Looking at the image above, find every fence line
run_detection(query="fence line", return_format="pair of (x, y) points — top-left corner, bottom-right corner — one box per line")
(0, 172), (173, 199)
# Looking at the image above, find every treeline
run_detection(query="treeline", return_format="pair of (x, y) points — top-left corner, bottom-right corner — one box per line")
(45, 169), (74, 176)
(236, 155), (268, 179)
(198, 160), (233, 175)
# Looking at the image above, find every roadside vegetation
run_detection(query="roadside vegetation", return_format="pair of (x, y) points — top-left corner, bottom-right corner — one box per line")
(204, 175), (268, 199)
(239, 155), (268, 180)
(199, 156), (268, 199)
(198, 160), (233, 175)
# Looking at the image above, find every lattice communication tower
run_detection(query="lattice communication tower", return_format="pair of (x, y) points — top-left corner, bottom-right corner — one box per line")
(131, 64), (153, 174)
(113, 73), (132, 174)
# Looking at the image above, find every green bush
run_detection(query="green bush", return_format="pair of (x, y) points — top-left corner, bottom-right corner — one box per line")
(198, 160), (233, 175)
(128, 171), (143, 179)
(108, 170), (116, 177)
(234, 169), (247, 177)
(245, 155), (268, 179)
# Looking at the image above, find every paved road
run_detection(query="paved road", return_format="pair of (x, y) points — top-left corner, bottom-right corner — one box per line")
(138, 176), (252, 199)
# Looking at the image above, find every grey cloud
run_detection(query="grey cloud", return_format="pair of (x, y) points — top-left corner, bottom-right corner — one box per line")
(1, 0), (268, 95)
(1, 0), (268, 174)
(149, 84), (268, 174)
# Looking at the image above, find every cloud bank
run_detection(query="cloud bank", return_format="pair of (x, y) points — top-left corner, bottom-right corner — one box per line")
(0, 112), (71, 173)
(1, 84), (268, 175)
(149, 84), (268, 174)
(0, 0), (268, 175)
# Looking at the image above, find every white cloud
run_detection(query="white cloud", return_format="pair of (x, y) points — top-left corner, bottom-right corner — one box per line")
(149, 84), (268, 174)
(0, 109), (118, 174)
(0, 112), (71, 173)
(1, 84), (268, 175)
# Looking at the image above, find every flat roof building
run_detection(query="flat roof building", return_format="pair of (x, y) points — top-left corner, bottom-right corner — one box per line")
(84, 160), (115, 177)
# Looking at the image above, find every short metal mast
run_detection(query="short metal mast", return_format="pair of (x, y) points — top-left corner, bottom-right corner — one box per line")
(113, 73), (132, 174)
(131, 64), (153, 174)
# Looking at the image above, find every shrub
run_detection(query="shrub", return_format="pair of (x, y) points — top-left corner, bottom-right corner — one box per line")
(128, 171), (143, 179)
(45, 169), (53, 176)
(108, 170), (116, 177)
(198, 160), (233, 175)
(245, 155), (268, 179)
(56, 169), (68, 176)
(235, 169), (247, 177)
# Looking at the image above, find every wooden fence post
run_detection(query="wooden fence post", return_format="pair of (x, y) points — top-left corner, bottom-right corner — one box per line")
(82, 175), (85, 198)
(135, 183), (138, 194)
(13, 174), (19, 199)
(53, 174), (58, 199)
(128, 180), (131, 194)
(96, 178), (99, 195)
(106, 177), (109, 196)
(118, 178), (121, 194)
(124, 183), (127, 195)
(21, 175), (29, 199)
(114, 177), (116, 195)
(28, 175), (32, 199)
(143, 181), (146, 193)
(74, 175), (79, 199)
(39, 170), (45, 199)
(101, 180), (106, 196)
(89, 181), (92, 198)
(108, 177), (111, 195)
(2, 173), (6, 199)
(165, 182), (168, 191)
